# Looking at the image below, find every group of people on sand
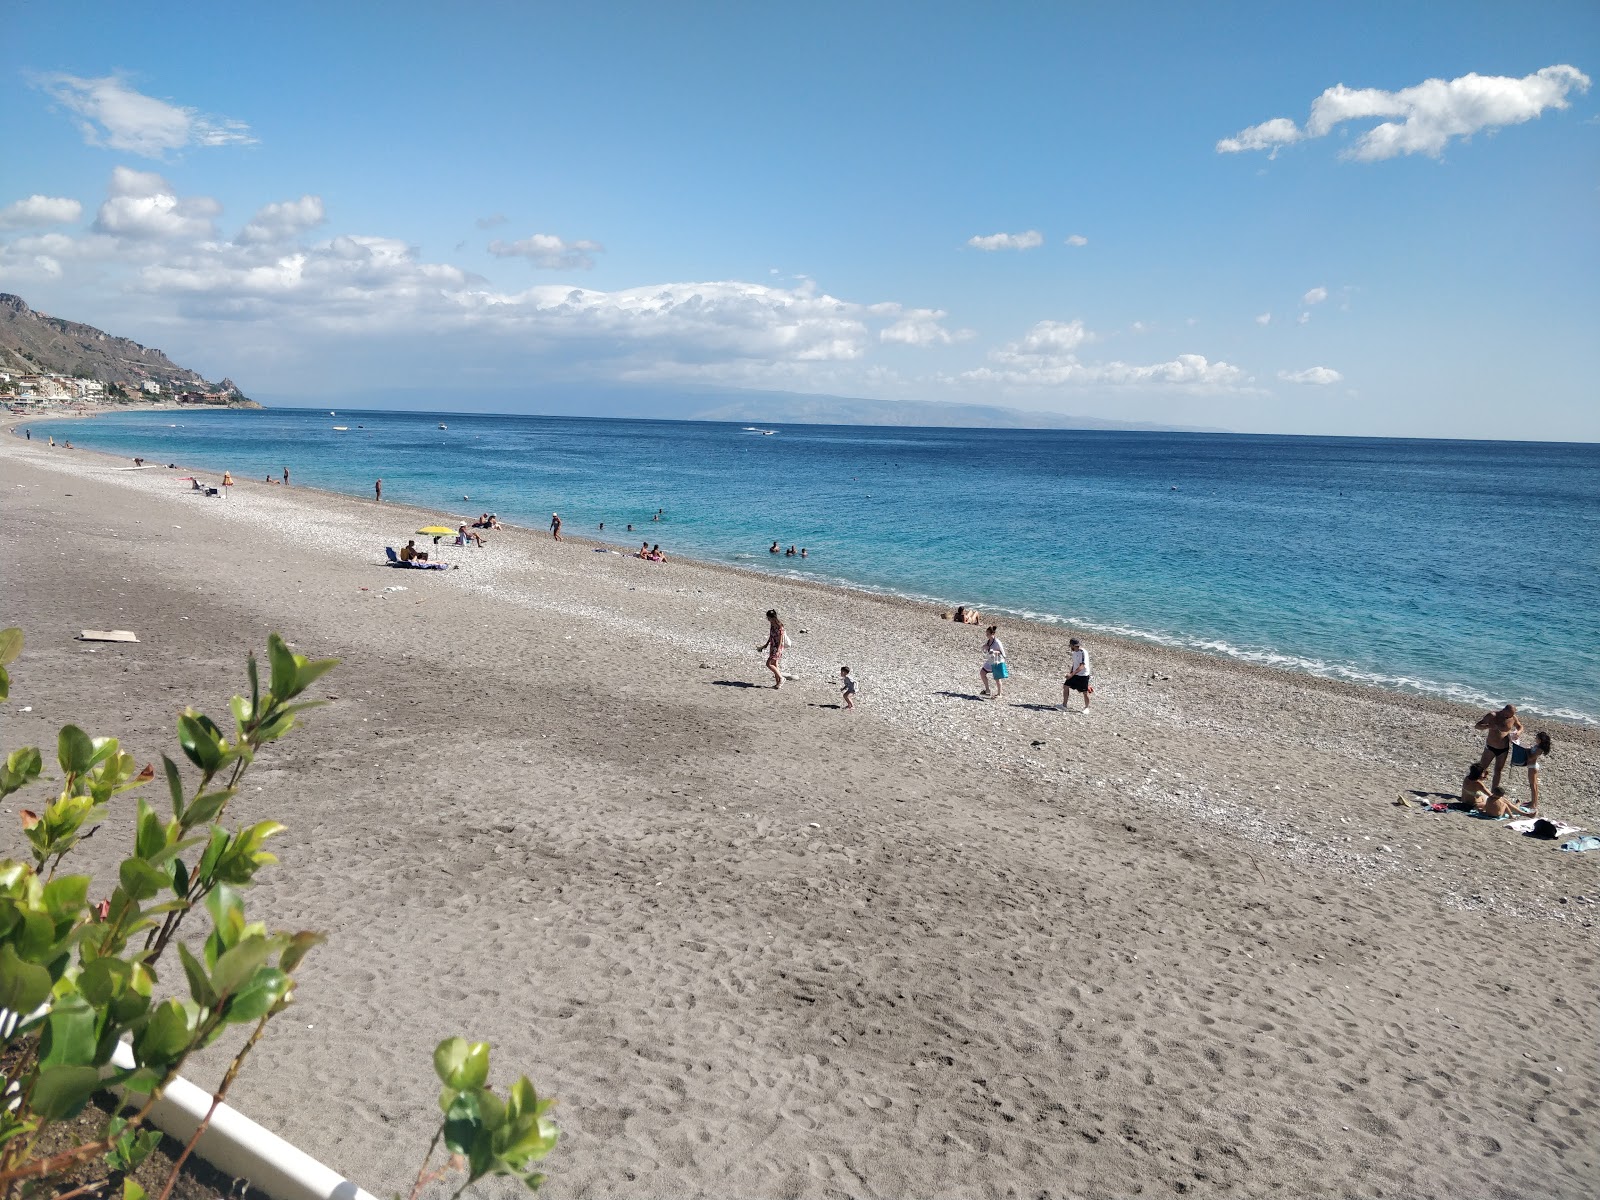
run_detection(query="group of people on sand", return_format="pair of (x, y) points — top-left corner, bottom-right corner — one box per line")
(753, 610), (1092, 715)
(977, 624), (1093, 711)
(637, 542), (667, 561)
(769, 542), (808, 558)
(1461, 704), (1552, 817)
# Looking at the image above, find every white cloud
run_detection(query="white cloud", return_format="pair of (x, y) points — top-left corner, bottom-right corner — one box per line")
(92, 166), (220, 240)
(239, 196), (325, 243)
(1064, 234), (1088, 247)
(1297, 311), (1311, 325)
(967, 230), (1044, 251)
(1278, 366), (1343, 385)
(1302, 286), (1328, 305)
(1255, 312), (1272, 326)
(965, 318), (1243, 390)
(475, 213), (509, 230)
(36, 73), (256, 157)
(879, 308), (964, 346)
(0, 195), (83, 230)
(488, 233), (605, 270)
(1217, 65), (1590, 160)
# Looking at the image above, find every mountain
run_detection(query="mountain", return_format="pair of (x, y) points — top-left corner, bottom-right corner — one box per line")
(0, 294), (254, 403)
(266, 383), (1221, 432)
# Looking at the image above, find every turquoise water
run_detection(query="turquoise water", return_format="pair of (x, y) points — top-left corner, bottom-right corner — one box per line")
(38, 408), (1600, 724)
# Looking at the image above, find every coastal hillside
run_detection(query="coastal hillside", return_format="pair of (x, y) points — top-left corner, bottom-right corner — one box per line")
(0, 293), (256, 406)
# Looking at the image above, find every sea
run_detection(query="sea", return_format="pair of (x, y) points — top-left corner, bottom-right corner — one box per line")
(38, 408), (1600, 725)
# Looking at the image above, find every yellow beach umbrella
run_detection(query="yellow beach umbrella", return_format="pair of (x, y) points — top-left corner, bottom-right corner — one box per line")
(416, 525), (456, 537)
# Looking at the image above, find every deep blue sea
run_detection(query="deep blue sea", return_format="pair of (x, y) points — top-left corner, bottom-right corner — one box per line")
(40, 408), (1600, 724)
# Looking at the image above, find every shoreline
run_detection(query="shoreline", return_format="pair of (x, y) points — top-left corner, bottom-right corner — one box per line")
(4, 428), (1596, 1198)
(12, 413), (1595, 735)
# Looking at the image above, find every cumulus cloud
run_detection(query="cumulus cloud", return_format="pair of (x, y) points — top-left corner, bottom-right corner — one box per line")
(488, 233), (605, 270)
(1255, 312), (1272, 326)
(239, 196), (325, 243)
(879, 308), (965, 347)
(92, 166), (220, 240)
(1278, 366), (1343, 385)
(967, 230), (1044, 251)
(36, 73), (256, 157)
(1064, 234), (1089, 247)
(0, 195), (83, 230)
(1217, 65), (1590, 160)
(1302, 286), (1328, 305)
(963, 318), (1244, 390)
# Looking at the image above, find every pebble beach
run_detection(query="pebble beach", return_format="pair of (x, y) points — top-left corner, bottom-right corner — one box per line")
(3, 430), (1597, 1199)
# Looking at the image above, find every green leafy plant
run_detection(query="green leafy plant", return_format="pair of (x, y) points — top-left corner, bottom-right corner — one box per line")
(0, 629), (559, 1199)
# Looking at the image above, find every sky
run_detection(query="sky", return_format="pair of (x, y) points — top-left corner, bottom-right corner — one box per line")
(2, 1), (1596, 438)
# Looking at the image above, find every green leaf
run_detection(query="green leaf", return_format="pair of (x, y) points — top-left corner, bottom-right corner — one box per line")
(267, 634), (298, 700)
(135, 799), (166, 860)
(453, 1041), (491, 1091)
(181, 790), (233, 829)
(247, 652), (260, 713)
(223, 966), (287, 1024)
(124, 1177), (149, 1200)
(162, 755), (185, 819)
(0, 663), (8, 703)
(58, 724), (96, 775)
(30, 1063), (101, 1121)
(293, 656), (339, 696)
(39, 989), (97, 1068)
(0, 626), (21, 667)
(176, 711), (225, 773)
(1, 745), (43, 797)
(204, 885), (245, 948)
(118, 858), (166, 902)
(42, 874), (90, 923)
(0, 942), (53, 1014)
(279, 930), (325, 975)
(178, 942), (217, 1008)
(443, 1090), (484, 1156)
(133, 998), (194, 1068)
(210, 938), (271, 998)
(434, 1037), (469, 1086)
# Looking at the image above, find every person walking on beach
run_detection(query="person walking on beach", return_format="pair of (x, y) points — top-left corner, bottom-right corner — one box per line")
(1475, 704), (1522, 789)
(222, 470), (233, 498)
(758, 609), (788, 689)
(550, 512), (563, 541)
(24, 429), (29, 440)
(374, 478), (382, 502)
(980, 625), (1007, 698)
(840, 666), (858, 710)
(282, 466), (290, 485)
(1062, 637), (1092, 711)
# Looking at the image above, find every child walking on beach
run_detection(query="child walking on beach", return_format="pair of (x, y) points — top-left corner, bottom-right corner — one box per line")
(840, 666), (858, 710)
(758, 609), (788, 689)
(980, 625), (1007, 698)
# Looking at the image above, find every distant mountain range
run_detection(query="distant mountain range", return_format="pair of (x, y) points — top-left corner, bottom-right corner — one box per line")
(270, 384), (1223, 433)
(0, 294), (252, 402)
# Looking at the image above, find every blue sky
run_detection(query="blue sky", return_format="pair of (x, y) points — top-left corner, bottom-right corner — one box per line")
(2, 2), (1595, 438)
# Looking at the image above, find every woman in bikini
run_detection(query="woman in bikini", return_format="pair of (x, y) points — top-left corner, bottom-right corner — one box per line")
(1459, 761), (1491, 811)
(1511, 730), (1553, 813)
(758, 609), (787, 689)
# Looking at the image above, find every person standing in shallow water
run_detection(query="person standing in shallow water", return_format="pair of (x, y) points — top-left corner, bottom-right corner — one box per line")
(282, 466), (290, 485)
(550, 512), (563, 541)
(374, 478), (382, 502)
(758, 609), (787, 689)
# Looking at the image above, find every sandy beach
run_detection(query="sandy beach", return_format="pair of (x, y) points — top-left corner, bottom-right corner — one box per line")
(3, 431), (1596, 1199)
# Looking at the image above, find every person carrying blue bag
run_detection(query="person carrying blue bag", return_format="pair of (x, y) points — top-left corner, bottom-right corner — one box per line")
(980, 625), (1008, 699)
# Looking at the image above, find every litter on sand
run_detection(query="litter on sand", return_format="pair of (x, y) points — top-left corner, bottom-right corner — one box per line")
(77, 630), (140, 643)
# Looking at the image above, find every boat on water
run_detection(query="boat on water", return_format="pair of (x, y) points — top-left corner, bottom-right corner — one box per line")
(332, 425), (349, 431)
(438, 422), (448, 429)
(742, 427), (778, 435)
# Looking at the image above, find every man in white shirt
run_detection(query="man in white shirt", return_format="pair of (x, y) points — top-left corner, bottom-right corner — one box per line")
(1062, 638), (1092, 711)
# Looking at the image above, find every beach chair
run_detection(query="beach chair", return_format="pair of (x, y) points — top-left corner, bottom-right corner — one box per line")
(385, 547), (419, 569)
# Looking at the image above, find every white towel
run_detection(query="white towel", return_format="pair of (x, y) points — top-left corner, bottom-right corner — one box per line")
(1506, 818), (1581, 837)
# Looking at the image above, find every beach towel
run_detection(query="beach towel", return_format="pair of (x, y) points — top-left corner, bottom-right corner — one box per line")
(1560, 836), (1600, 853)
(1507, 818), (1582, 838)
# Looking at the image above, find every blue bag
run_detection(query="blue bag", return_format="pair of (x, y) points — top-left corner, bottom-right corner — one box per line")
(991, 662), (1009, 679)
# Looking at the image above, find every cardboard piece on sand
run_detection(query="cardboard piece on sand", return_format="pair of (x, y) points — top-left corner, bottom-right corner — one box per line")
(77, 630), (140, 643)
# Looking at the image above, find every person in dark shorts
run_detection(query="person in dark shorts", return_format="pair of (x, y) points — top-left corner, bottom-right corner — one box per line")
(1062, 637), (1092, 711)
(1474, 704), (1522, 789)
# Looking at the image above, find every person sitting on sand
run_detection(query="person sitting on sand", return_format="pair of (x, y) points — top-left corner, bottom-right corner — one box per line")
(399, 539), (429, 563)
(1482, 787), (1533, 820)
(487, 514), (502, 529)
(1511, 731), (1553, 813)
(458, 524), (486, 547)
(1475, 704), (1522, 790)
(649, 544), (665, 561)
(637, 541), (651, 558)
(1459, 761), (1491, 810)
